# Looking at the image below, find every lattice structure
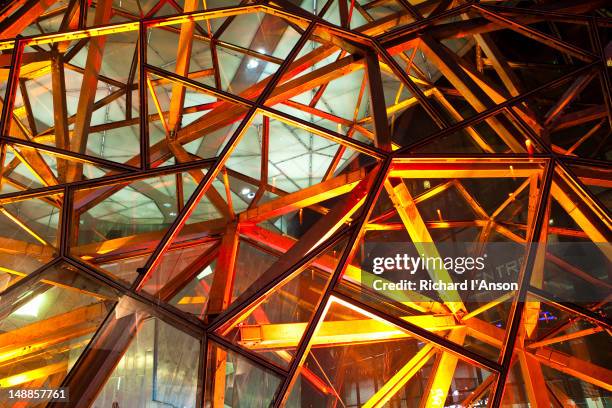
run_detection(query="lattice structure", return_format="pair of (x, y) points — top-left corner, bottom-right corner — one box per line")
(0, 0), (610, 407)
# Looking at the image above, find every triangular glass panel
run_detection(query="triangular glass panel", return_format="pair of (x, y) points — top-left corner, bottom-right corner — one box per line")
(216, 236), (348, 369)
(0, 261), (118, 389)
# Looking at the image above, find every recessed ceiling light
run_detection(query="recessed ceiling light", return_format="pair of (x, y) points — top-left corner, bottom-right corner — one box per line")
(247, 59), (259, 69)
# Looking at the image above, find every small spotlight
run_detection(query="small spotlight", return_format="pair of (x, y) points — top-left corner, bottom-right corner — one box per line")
(247, 192), (255, 199)
(247, 59), (259, 69)
(549, 218), (554, 225)
(525, 139), (534, 155)
(163, 202), (172, 208)
(169, 212), (177, 217)
(256, 48), (266, 54)
(241, 187), (251, 195)
(423, 180), (430, 189)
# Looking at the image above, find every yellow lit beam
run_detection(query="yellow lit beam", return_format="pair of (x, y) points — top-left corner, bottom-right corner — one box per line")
(6, 145), (54, 187)
(421, 329), (467, 408)
(0, 303), (107, 351)
(238, 314), (459, 350)
(0, 206), (49, 246)
(146, 75), (171, 135)
(363, 343), (437, 408)
(461, 291), (515, 321)
(551, 179), (611, 245)
(0, 6), (263, 51)
(384, 179), (466, 314)
(548, 382), (578, 407)
(390, 163), (539, 179)
(239, 224), (445, 314)
(460, 374), (496, 407)
(0, 362), (68, 387)
(167, 0), (198, 133)
(239, 168), (366, 224)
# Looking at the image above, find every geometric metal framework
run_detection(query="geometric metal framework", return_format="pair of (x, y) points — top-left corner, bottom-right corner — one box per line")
(0, 0), (610, 407)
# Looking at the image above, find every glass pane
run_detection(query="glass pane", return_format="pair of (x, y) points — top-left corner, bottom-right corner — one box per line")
(0, 261), (118, 389)
(204, 340), (282, 407)
(93, 316), (201, 408)
(285, 296), (496, 407)
(71, 169), (208, 283)
(0, 192), (61, 290)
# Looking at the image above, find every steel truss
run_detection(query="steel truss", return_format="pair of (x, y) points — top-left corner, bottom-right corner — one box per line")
(0, 0), (610, 407)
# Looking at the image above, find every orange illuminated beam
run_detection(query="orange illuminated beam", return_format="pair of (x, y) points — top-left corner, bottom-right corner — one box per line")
(66, 0), (113, 182)
(167, 142), (231, 219)
(518, 347), (552, 407)
(532, 348), (612, 392)
(239, 224), (444, 313)
(167, 0), (198, 134)
(0, 0), (61, 40)
(418, 35), (524, 153)
(72, 217), (226, 261)
(147, 75), (171, 135)
(550, 177), (611, 245)
(431, 88), (495, 153)
(526, 326), (603, 349)
(461, 291), (515, 321)
(460, 374), (496, 407)
(7, 145), (58, 187)
(0, 6), (263, 51)
(206, 222), (240, 315)
(548, 382), (578, 407)
(0, 303), (107, 364)
(239, 168), (366, 224)
(390, 161), (541, 179)
(238, 314), (459, 350)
